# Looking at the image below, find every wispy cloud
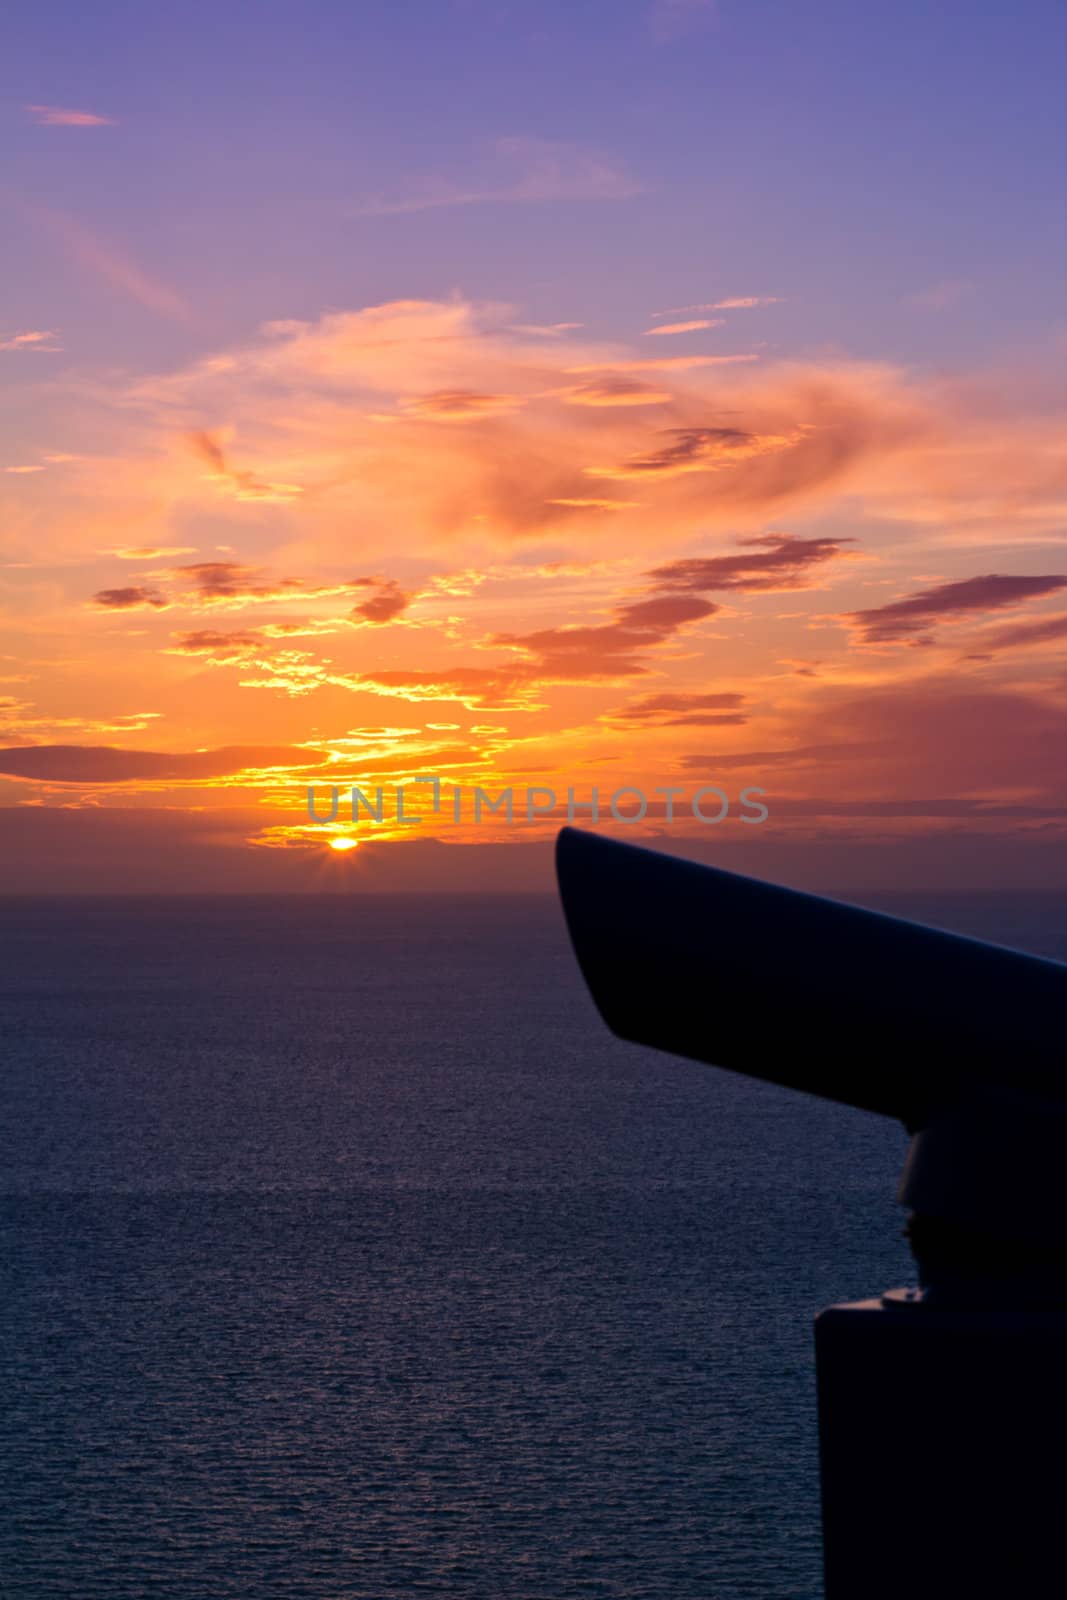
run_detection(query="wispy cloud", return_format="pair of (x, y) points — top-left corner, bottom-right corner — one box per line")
(351, 137), (640, 216)
(561, 377), (672, 407)
(648, 533), (856, 592)
(508, 322), (584, 338)
(585, 424), (798, 481)
(28, 205), (193, 324)
(652, 298), (783, 316)
(110, 545), (198, 560)
(547, 496), (641, 509)
(610, 691), (748, 728)
(80, 299), (1062, 579)
(90, 559), (414, 619)
(567, 353), (756, 373)
(492, 593), (718, 682)
(711, 297), (784, 311)
(189, 430), (303, 500)
(643, 318), (723, 336)
(0, 329), (62, 353)
(343, 665), (538, 713)
(845, 573), (1067, 645)
(965, 612), (1067, 658)
(400, 389), (525, 421)
(25, 104), (116, 127)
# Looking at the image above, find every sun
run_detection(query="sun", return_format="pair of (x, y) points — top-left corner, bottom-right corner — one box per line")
(329, 837), (359, 852)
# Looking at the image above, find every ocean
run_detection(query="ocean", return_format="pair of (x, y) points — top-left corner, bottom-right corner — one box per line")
(2, 891), (1064, 1599)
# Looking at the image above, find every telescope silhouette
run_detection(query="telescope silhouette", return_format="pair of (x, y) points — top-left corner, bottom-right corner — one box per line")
(555, 825), (1067, 1599)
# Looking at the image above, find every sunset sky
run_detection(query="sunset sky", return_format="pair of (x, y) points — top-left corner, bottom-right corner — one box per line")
(2, 0), (1065, 891)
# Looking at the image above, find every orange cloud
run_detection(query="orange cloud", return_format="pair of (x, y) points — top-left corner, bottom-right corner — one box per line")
(350, 666), (539, 711)
(0, 703), (162, 740)
(547, 497), (641, 510)
(98, 301), (965, 558)
(110, 545), (198, 560)
(643, 319), (723, 336)
(711, 296), (784, 310)
(6, 285), (1067, 896)
(508, 322), (584, 337)
(0, 329), (62, 352)
(28, 298), (1061, 816)
(92, 561), (403, 615)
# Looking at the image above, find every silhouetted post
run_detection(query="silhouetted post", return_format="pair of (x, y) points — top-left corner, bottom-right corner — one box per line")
(555, 826), (1067, 1600)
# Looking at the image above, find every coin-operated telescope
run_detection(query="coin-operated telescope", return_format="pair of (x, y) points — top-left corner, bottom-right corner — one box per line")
(555, 826), (1067, 1600)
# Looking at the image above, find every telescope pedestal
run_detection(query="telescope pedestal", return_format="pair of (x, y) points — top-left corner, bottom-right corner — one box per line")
(553, 828), (1067, 1593)
(815, 1295), (1067, 1599)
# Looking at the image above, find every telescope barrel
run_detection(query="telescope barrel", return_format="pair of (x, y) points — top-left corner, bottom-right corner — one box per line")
(555, 826), (1067, 1129)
